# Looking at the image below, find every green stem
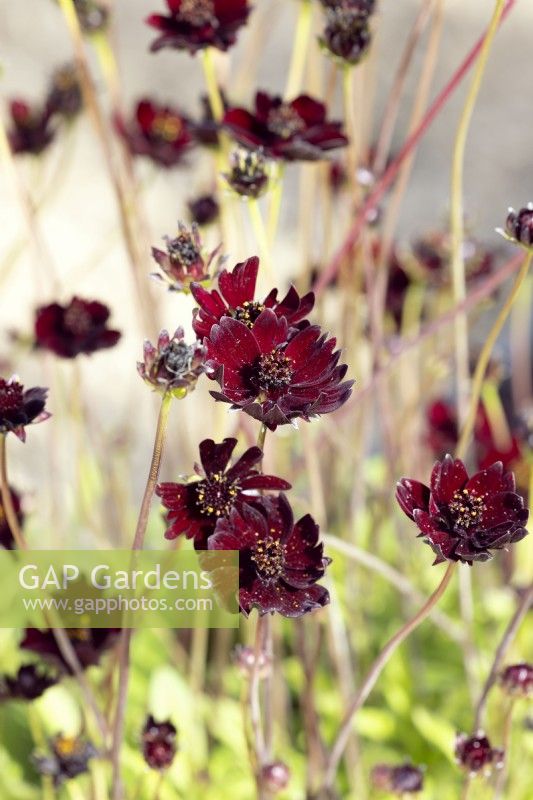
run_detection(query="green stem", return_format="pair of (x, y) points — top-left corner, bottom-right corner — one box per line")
(248, 201), (275, 283)
(201, 49), (225, 122)
(284, 0), (313, 99)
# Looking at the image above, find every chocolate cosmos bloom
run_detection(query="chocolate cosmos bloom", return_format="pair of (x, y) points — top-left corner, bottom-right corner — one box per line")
(320, 8), (373, 65)
(455, 732), (504, 775)
(147, 0), (252, 54)
(371, 762), (424, 795)
(500, 663), (533, 698)
(208, 494), (330, 617)
(0, 664), (57, 701)
(223, 92), (348, 161)
(116, 99), (193, 167)
(224, 147), (270, 198)
(35, 297), (121, 358)
(504, 204), (533, 248)
(188, 194), (219, 226)
(205, 310), (353, 430)
(142, 715), (177, 770)
(21, 628), (118, 673)
(34, 734), (97, 786)
(0, 486), (23, 549)
(156, 438), (290, 547)
(191, 256), (314, 340)
(8, 100), (55, 156)
(151, 222), (220, 292)
(0, 377), (50, 442)
(396, 456), (529, 564)
(137, 328), (205, 397)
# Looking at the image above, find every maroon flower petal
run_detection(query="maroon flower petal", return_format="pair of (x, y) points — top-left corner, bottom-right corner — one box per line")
(430, 455), (468, 504)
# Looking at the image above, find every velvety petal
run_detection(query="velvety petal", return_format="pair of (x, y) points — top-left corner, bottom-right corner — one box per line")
(465, 462), (511, 496)
(240, 475), (291, 491)
(290, 95), (326, 125)
(252, 309), (289, 353)
(218, 257), (259, 307)
(430, 455), (468, 504)
(207, 317), (260, 368)
(396, 480), (431, 519)
(198, 438), (237, 476)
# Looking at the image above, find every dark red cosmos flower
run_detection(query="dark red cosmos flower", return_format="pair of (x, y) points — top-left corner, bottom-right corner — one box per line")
(191, 256), (314, 340)
(371, 762), (424, 795)
(224, 146), (271, 198)
(34, 734), (97, 786)
(320, 6), (373, 65)
(116, 99), (193, 168)
(223, 92), (348, 161)
(208, 494), (330, 617)
(147, 0), (252, 54)
(0, 486), (23, 549)
(504, 204), (533, 248)
(500, 663), (533, 698)
(0, 377), (50, 442)
(455, 732), (504, 775)
(205, 310), (353, 430)
(142, 715), (177, 770)
(138, 328), (205, 397)
(46, 64), (82, 119)
(156, 438), (290, 547)
(426, 400), (459, 459)
(151, 222), (220, 292)
(8, 100), (55, 156)
(188, 193), (219, 226)
(34, 297), (121, 358)
(21, 628), (118, 673)
(0, 664), (57, 702)
(412, 231), (494, 286)
(396, 456), (529, 564)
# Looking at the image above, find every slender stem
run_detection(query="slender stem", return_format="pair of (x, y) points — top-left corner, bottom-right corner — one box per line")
(460, 776), (472, 800)
(473, 581), (533, 730)
(0, 435), (27, 550)
(322, 561), (457, 790)
(110, 393), (173, 800)
(201, 49), (225, 122)
(267, 165), (285, 247)
(284, 0), (313, 99)
(494, 698), (515, 799)
(456, 252), (532, 459)
(248, 201), (275, 283)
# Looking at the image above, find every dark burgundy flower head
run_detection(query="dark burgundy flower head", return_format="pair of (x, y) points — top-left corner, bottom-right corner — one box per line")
(151, 221), (220, 292)
(223, 92), (348, 161)
(371, 762), (424, 795)
(426, 400), (459, 459)
(396, 456), (529, 565)
(74, 0), (109, 33)
(46, 64), (83, 119)
(504, 204), (533, 248)
(8, 100), (55, 156)
(412, 230), (494, 286)
(205, 310), (353, 430)
(0, 377), (50, 442)
(188, 193), (219, 226)
(261, 761), (291, 793)
(191, 92), (229, 147)
(224, 146), (271, 197)
(500, 663), (533, 698)
(142, 715), (177, 770)
(147, 0), (252, 54)
(34, 733), (97, 786)
(191, 255), (314, 340)
(0, 486), (23, 549)
(34, 296), (120, 358)
(320, 8), (373, 65)
(455, 732), (504, 776)
(138, 328), (205, 397)
(116, 99), (193, 167)
(209, 494), (330, 617)
(0, 664), (57, 702)
(21, 628), (118, 673)
(156, 437), (290, 547)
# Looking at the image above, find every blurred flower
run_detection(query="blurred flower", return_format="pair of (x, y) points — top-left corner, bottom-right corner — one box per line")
(504, 204), (533, 248)
(411, 230), (494, 286)
(34, 733), (97, 786)
(500, 663), (533, 698)
(73, 0), (109, 33)
(7, 100), (55, 156)
(151, 222), (220, 292)
(116, 99), (193, 167)
(329, 159), (348, 193)
(371, 762), (424, 795)
(455, 732), (504, 775)
(147, 0), (252, 54)
(0, 377), (50, 442)
(34, 297), (121, 358)
(46, 64), (82, 119)
(396, 456), (529, 564)
(156, 437), (290, 547)
(205, 310), (353, 430)
(142, 715), (177, 770)
(191, 255), (314, 340)
(0, 664), (57, 701)
(188, 193), (219, 226)
(0, 486), (23, 549)
(191, 92), (229, 147)
(223, 92), (348, 161)
(137, 328), (205, 397)
(233, 644), (272, 677)
(261, 761), (291, 793)
(224, 146), (271, 198)
(426, 400), (459, 459)
(320, 7), (372, 65)
(21, 628), (118, 672)
(208, 494), (330, 617)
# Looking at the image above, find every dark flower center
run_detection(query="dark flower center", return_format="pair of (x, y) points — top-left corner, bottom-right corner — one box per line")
(54, 735), (79, 758)
(257, 350), (293, 392)
(449, 489), (486, 530)
(167, 233), (201, 266)
(195, 473), (239, 517)
(0, 380), (24, 414)
(232, 301), (266, 328)
(251, 537), (285, 579)
(64, 303), (93, 336)
(267, 105), (306, 139)
(151, 114), (183, 143)
(178, 0), (216, 26)
(163, 341), (197, 376)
